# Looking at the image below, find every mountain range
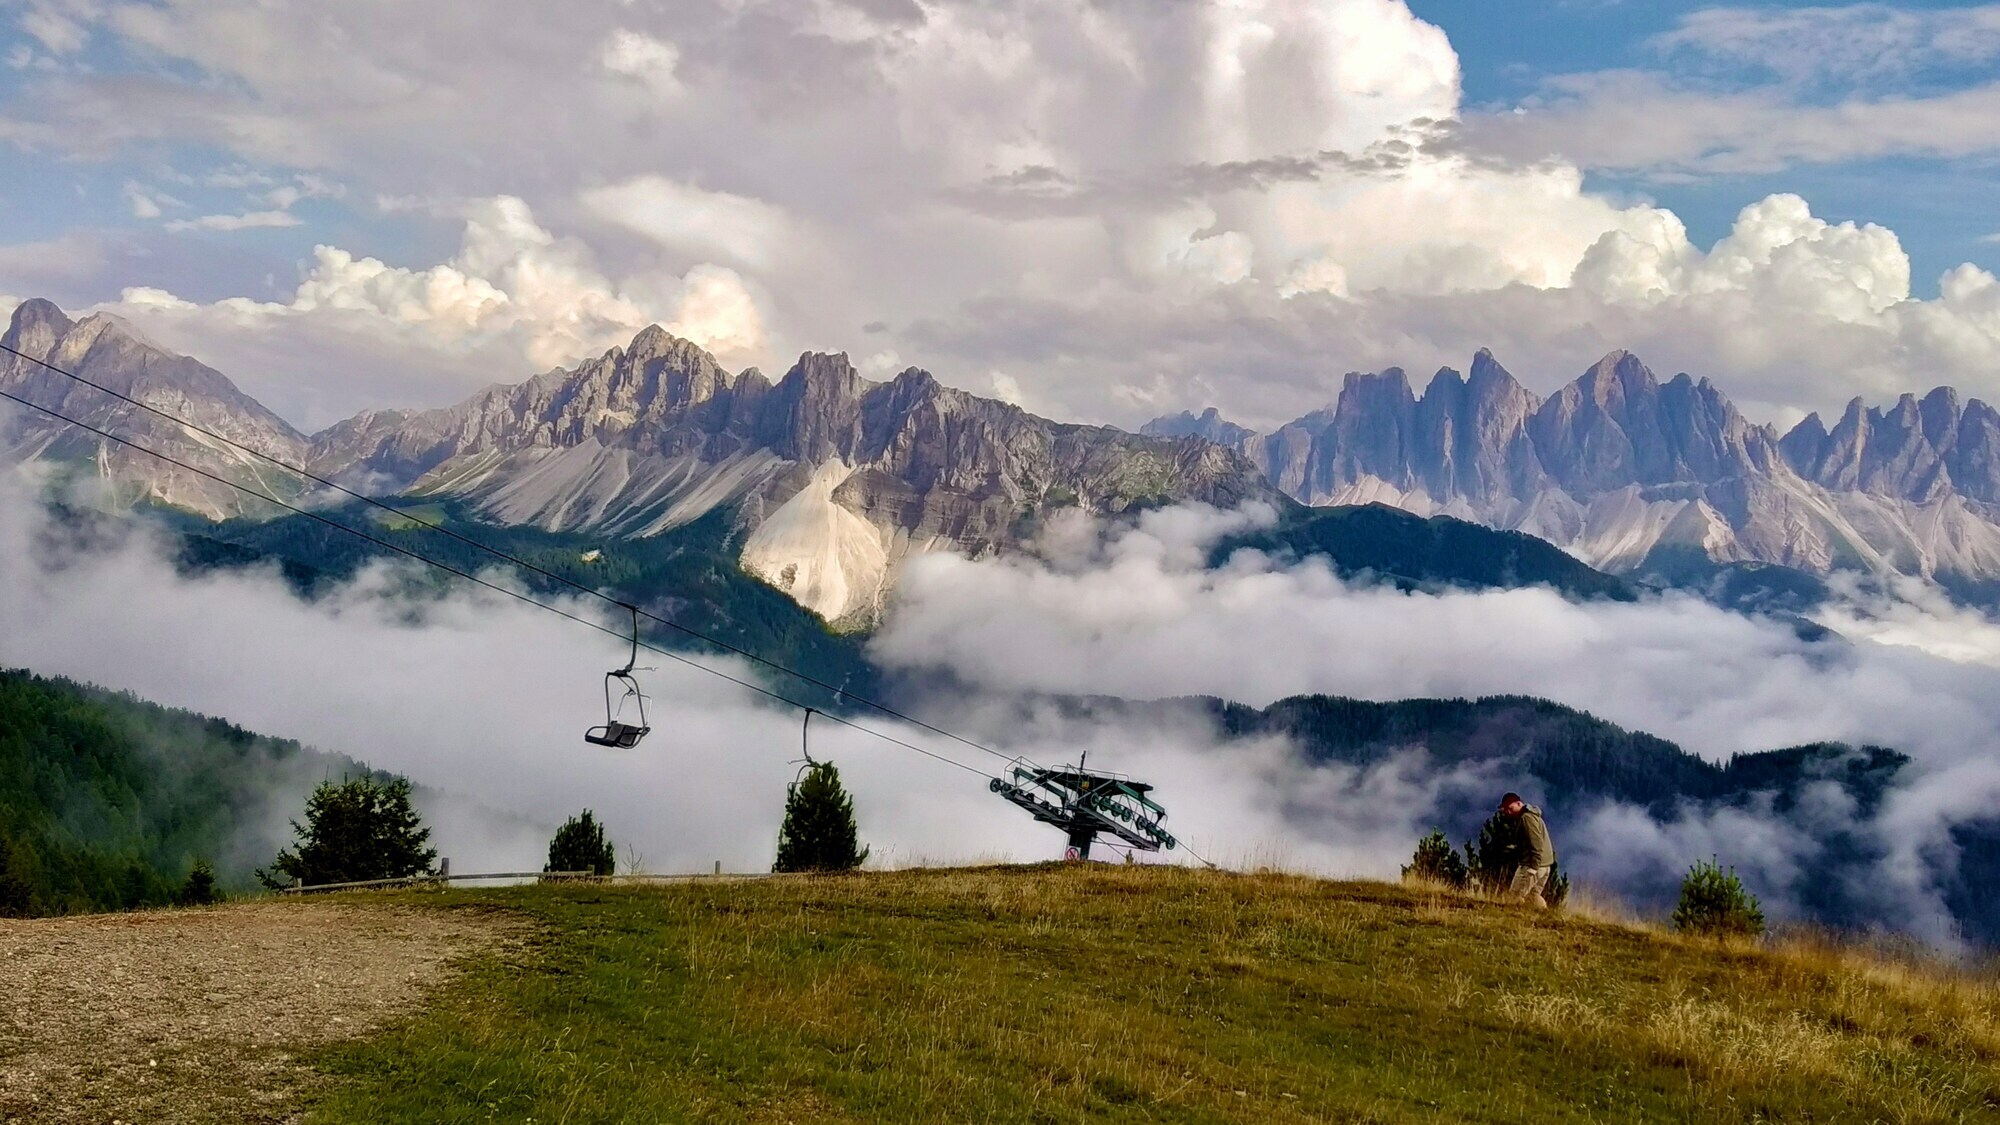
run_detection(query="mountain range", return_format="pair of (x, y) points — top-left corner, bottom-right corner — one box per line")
(1147, 350), (2000, 603)
(10, 294), (2000, 617)
(1, 299), (1278, 623)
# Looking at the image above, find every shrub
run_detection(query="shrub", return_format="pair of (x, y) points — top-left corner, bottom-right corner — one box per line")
(774, 761), (868, 873)
(1462, 812), (1515, 894)
(1672, 858), (1765, 938)
(177, 859), (221, 906)
(1545, 862), (1571, 910)
(547, 810), (616, 876)
(257, 776), (436, 889)
(1402, 829), (1468, 888)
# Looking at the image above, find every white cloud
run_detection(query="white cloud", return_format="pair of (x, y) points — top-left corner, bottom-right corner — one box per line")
(164, 209), (304, 233)
(95, 195), (769, 427)
(123, 182), (162, 219)
(18, 2), (93, 55)
(599, 29), (682, 96)
(4, 1), (2000, 431)
(1653, 5), (2000, 86)
(582, 176), (795, 272)
(872, 505), (2000, 765)
(1460, 71), (2000, 177)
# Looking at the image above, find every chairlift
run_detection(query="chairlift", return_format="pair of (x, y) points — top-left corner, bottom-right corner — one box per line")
(584, 605), (651, 749)
(789, 708), (820, 789)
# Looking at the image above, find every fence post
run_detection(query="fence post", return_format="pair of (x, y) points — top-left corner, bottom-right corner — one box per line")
(713, 860), (721, 876)
(293, 876), (302, 892)
(439, 857), (450, 880)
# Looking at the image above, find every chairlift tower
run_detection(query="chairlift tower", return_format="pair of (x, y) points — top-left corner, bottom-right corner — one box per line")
(989, 755), (1177, 860)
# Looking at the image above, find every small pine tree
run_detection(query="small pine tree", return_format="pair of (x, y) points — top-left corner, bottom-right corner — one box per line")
(1402, 829), (1469, 888)
(546, 810), (617, 876)
(1462, 812), (1516, 893)
(177, 859), (221, 906)
(257, 776), (437, 889)
(1672, 857), (1765, 938)
(1544, 862), (1571, 911)
(773, 761), (868, 873)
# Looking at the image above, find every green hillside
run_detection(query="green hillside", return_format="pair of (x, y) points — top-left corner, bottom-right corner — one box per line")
(0, 668), (373, 915)
(299, 867), (1999, 1123)
(1213, 503), (1638, 601)
(169, 502), (879, 709)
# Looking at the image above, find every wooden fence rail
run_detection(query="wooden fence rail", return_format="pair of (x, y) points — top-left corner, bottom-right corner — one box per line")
(280, 866), (767, 894)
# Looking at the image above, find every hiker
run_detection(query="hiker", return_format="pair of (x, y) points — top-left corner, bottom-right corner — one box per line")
(1498, 792), (1556, 909)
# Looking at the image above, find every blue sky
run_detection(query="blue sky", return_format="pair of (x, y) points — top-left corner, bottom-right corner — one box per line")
(1414, 0), (2000, 289)
(3, 1), (2000, 430)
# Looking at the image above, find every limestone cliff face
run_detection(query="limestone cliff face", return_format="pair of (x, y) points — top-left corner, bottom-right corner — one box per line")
(1146, 349), (2000, 589)
(0, 299), (306, 518)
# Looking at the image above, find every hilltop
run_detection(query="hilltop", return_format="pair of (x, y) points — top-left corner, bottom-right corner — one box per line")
(6, 866), (1995, 1123)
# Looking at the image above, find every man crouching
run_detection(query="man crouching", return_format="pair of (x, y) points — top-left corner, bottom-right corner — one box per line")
(1498, 792), (1556, 909)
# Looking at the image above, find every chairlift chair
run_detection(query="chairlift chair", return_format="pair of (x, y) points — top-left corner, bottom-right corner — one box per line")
(584, 605), (652, 749)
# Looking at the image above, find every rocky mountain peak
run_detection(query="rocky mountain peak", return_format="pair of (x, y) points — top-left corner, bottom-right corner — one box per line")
(4, 298), (73, 360)
(1920, 386), (1961, 448)
(1422, 366), (1467, 400)
(1, 297), (305, 517)
(1576, 350), (1653, 407)
(1140, 407), (1259, 448)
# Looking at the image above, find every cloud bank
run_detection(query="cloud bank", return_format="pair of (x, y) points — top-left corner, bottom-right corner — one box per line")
(872, 504), (2000, 944)
(6, 464), (2000, 942)
(0, 476), (1469, 881)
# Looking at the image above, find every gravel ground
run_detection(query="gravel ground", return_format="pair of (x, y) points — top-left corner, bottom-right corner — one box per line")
(0, 900), (513, 1123)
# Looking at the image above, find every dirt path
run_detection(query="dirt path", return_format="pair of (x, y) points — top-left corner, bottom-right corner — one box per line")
(0, 900), (513, 1123)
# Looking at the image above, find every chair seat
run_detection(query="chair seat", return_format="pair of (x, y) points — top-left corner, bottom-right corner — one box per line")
(586, 721), (650, 749)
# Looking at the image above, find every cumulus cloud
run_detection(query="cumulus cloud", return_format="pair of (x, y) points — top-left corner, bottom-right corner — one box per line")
(4, 1), (2000, 434)
(92, 196), (770, 427)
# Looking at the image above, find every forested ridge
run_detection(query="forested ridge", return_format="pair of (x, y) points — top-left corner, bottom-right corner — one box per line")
(0, 668), (370, 916)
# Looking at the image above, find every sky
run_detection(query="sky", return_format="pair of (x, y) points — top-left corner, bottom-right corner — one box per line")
(2, 1), (2000, 433)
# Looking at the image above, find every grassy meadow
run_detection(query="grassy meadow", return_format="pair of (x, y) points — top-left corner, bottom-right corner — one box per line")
(303, 865), (2000, 1123)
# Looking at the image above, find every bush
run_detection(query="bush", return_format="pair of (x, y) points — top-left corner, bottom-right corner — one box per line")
(1544, 863), (1571, 910)
(774, 761), (868, 873)
(257, 776), (436, 889)
(547, 810), (616, 876)
(177, 859), (221, 906)
(1402, 829), (1468, 888)
(1462, 812), (1514, 894)
(1672, 858), (1765, 938)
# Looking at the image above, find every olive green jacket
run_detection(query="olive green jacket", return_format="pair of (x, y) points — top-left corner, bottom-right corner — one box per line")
(1518, 805), (1556, 868)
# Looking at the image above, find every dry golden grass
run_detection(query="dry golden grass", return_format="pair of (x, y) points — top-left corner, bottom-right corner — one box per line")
(304, 865), (1999, 1123)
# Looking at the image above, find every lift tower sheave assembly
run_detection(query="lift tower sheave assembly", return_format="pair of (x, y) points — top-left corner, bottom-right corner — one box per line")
(989, 758), (1178, 860)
